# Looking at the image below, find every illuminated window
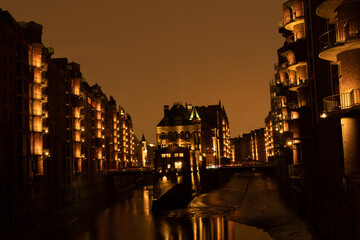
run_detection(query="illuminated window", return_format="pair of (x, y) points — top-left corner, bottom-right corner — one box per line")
(167, 164), (171, 169)
(174, 153), (179, 157)
(175, 162), (182, 170)
(179, 153), (184, 157)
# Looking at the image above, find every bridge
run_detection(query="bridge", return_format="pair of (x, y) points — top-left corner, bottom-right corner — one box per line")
(106, 163), (276, 175)
(105, 165), (276, 200)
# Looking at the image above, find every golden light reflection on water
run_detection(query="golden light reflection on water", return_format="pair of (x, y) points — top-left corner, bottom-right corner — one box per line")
(143, 186), (150, 216)
(36, 183), (273, 240)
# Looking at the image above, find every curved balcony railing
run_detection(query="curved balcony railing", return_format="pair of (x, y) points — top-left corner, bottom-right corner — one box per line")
(284, 10), (304, 25)
(319, 19), (360, 51)
(319, 28), (337, 50)
(323, 89), (360, 113)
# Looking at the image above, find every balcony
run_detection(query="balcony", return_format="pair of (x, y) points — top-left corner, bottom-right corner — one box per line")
(316, 0), (343, 20)
(41, 78), (48, 87)
(71, 95), (84, 108)
(319, 19), (360, 62)
(323, 89), (360, 113)
(286, 100), (298, 110)
(289, 79), (308, 91)
(284, 10), (305, 31)
(278, 39), (307, 69)
(42, 110), (49, 118)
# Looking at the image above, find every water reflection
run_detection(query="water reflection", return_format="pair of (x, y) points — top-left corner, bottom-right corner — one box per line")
(30, 181), (272, 240)
(154, 215), (272, 240)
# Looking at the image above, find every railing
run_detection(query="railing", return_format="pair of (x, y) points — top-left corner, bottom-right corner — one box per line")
(319, 19), (360, 50)
(344, 19), (360, 40)
(289, 163), (302, 179)
(283, 10), (304, 25)
(319, 29), (337, 50)
(323, 89), (360, 113)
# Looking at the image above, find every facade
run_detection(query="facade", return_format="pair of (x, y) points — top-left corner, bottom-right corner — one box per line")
(250, 128), (266, 162)
(230, 130), (266, 163)
(156, 102), (231, 166)
(268, 1), (360, 239)
(197, 102), (231, 165)
(0, 9), (136, 229)
(156, 103), (202, 165)
(264, 114), (274, 162)
(154, 145), (201, 194)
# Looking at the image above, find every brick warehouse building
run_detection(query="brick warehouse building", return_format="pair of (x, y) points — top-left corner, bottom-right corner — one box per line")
(0, 9), (136, 229)
(155, 102), (231, 167)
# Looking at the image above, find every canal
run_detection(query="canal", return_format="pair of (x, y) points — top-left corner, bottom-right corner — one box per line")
(10, 172), (317, 240)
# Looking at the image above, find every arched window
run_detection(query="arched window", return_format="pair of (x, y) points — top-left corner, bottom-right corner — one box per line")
(180, 131), (185, 139)
(185, 131), (190, 139)
(161, 132), (166, 139)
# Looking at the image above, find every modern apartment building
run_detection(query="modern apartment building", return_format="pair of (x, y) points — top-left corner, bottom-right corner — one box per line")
(270, 1), (360, 239)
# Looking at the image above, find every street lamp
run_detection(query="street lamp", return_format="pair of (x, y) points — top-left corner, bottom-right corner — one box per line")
(286, 140), (295, 150)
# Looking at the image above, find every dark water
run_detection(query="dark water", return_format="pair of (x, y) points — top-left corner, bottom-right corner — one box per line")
(14, 175), (275, 240)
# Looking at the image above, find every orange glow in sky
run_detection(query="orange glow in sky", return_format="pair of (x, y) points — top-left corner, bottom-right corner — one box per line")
(3, 0), (284, 142)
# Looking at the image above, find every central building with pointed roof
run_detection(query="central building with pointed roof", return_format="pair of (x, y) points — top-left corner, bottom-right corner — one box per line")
(156, 102), (231, 166)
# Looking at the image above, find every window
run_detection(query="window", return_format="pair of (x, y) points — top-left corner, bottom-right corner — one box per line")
(175, 162), (182, 170)
(160, 132), (166, 139)
(167, 164), (171, 169)
(174, 153), (179, 157)
(180, 131), (185, 139)
(179, 153), (184, 157)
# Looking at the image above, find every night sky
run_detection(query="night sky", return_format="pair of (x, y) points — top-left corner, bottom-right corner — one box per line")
(2, 0), (284, 143)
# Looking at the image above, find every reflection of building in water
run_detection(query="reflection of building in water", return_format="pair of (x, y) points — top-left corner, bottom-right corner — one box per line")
(156, 216), (273, 240)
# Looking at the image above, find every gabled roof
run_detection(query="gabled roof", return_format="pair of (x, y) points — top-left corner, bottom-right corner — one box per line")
(157, 104), (193, 127)
(189, 107), (201, 120)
